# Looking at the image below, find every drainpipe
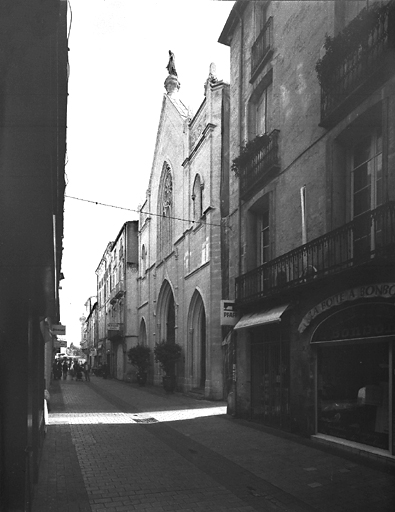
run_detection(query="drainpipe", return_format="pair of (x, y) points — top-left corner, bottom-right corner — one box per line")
(123, 225), (127, 376)
(300, 185), (307, 245)
(235, 6), (244, 418)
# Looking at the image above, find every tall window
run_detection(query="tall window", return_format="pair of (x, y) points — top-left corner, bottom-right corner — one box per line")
(257, 209), (270, 267)
(192, 174), (203, 222)
(248, 70), (272, 141)
(141, 244), (147, 275)
(351, 127), (382, 255)
(158, 163), (173, 257)
(255, 91), (267, 137)
(251, 2), (273, 78)
(254, 1), (268, 36)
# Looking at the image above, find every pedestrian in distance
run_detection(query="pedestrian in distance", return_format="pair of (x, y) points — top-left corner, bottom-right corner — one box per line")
(56, 360), (62, 380)
(69, 360), (75, 380)
(52, 360), (58, 380)
(102, 363), (109, 379)
(75, 362), (83, 381)
(62, 359), (68, 380)
(83, 361), (90, 382)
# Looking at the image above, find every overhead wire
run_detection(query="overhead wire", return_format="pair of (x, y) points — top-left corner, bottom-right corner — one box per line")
(65, 195), (224, 228)
(63, 1), (226, 231)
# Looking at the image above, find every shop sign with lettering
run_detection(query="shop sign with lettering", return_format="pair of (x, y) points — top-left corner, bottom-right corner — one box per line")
(107, 323), (121, 330)
(311, 303), (395, 343)
(220, 300), (238, 326)
(52, 324), (66, 335)
(298, 283), (395, 333)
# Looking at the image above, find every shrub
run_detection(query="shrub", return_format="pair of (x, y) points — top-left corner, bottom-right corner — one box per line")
(154, 340), (182, 376)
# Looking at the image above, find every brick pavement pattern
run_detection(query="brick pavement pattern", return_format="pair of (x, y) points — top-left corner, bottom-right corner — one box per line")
(32, 376), (395, 512)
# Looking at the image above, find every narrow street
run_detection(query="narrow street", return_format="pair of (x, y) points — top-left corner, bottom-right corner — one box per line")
(32, 377), (395, 512)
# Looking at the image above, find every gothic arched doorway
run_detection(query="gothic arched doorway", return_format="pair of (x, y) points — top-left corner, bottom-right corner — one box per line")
(139, 318), (147, 345)
(167, 297), (176, 344)
(157, 280), (176, 344)
(188, 291), (207, 390)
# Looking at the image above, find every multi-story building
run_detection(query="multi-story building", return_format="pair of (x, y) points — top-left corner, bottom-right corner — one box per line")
(137, 59), (230, 399)
(0, 1), (68, 507)
(96, 242), (113, 368)
(86, 302), (98, 368)
(79, 313), (87, 349)
(96, 222), (139, 379)
(81, 297), (98, 366)
(220, 0), (395, 462)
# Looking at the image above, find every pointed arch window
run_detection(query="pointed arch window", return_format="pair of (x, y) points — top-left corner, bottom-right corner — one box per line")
(192, 174), (203, 222)
(141, 244), (147, 275)
(158, 163), (173, 257)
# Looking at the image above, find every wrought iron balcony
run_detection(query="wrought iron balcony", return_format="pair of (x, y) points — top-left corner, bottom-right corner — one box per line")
(236, 202), (395, 306)
(319, 3), (395, 127)
(237, 130), (280, 200)
(251, 17), (273, 79)
(109, 280), (125, 304)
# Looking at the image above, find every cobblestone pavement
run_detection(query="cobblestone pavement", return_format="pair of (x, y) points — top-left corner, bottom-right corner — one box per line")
(32, 376), (395, 512)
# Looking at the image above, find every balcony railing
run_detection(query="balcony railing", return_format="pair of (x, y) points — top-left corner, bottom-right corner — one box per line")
(251, 17), (273, 79)
(319, 4), (395, 127)
(239, 130), (280, 200)
(236, 202), (395, 306)
(109, 280), (125, 304)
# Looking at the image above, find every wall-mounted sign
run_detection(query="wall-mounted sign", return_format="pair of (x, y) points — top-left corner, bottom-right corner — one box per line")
(220, 300), (238, 326)
(298, 283), (395, 333)
(54, 339), (67, 348)
(311, 303), (395, 343)
(107, 323), (121, 330)
(52, 324), (66, 335)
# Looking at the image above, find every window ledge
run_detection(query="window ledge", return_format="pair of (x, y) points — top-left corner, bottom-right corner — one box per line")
(184, 260), (210, 280)
(250, 49), (273, 84)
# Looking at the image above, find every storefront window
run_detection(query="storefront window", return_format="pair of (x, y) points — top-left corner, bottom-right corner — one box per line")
(317, 342), (389, 450)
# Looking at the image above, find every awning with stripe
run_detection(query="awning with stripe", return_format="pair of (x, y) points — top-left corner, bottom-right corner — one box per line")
(234, 304), (289, 330)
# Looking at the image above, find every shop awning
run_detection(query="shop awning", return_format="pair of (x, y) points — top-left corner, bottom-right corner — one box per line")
(234, 304), (290, 330)
(222, 331), (233, 346)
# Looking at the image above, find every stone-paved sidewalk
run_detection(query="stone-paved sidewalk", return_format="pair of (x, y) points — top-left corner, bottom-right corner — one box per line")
(32, 376), (395, 512)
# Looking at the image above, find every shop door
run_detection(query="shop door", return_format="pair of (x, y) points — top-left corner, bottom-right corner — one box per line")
(251, 339), (290, 428)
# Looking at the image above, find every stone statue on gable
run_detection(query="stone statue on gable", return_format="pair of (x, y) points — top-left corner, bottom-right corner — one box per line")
(166, 50), (178, 77)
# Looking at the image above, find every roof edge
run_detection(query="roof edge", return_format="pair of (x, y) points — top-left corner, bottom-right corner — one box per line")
(218, 1), (248, 46)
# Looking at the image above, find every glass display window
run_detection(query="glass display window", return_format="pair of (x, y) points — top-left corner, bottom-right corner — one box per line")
(317, 341), (391, 451)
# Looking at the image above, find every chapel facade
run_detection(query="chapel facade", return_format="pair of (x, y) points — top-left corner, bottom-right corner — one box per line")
(137, 61), (230, 399)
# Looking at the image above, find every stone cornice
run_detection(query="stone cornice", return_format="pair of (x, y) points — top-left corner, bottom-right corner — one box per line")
(182, 122), (217, 167)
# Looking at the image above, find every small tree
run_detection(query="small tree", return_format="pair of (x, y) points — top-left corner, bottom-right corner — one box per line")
(127, 343), (151, 374)
(154, 340), (182, 376)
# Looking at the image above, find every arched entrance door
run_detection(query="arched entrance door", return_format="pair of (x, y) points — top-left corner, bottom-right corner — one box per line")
(167, 298), (176, 344)
(116, 344), (124, 380)
(188, 291), (207, 390)
(157, 280), (176, 345)
(139, 318), (147, 345)
(156, 280), (178, 383)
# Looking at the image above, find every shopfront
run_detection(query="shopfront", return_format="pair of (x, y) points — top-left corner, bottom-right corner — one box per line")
(250, 324), (291, 428)
(312, 301), (394, 455)
(235, 305), (291, 429)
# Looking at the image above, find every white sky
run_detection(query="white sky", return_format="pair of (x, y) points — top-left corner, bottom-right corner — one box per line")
(60, 0), (235, 346)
